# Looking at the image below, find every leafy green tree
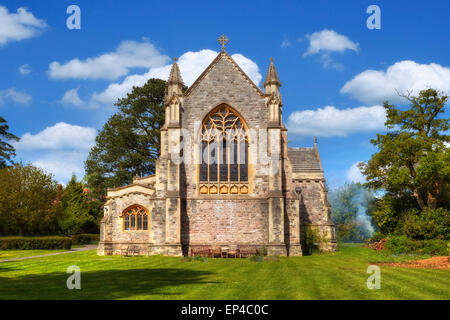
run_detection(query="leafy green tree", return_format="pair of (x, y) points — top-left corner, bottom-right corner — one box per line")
(360, 88), (449, 210)
(85, 78), (167, 198)
(0, 163), (58, 236)
(58, 174), (96, 235)
(0, 116), (19, 169)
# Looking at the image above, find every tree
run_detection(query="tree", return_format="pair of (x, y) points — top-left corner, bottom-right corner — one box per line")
(0, 116), (19, 169)
(329, 183), (375, 242)
(0, 163), (58, 236)
(360, 89), (449, 210)
(58, 174), (96, 235)
(85, 78), (167, 198)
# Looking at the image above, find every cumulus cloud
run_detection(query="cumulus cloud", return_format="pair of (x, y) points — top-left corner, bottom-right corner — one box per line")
(341, 61), (450, 104)
(48, 40), (170, 80)
(303, 29), (359, 56)
(347, 162), (366, 183)
(14, 122), (96, 183)
(18, 64), (31, 75)
(61, 88), (84, 108)
(0, 88), (32, 105)
(15, 122), (95, 151)
(0, 6), (47, 45)
(91, 49), (262, 105)
(286, 105), (386, 137)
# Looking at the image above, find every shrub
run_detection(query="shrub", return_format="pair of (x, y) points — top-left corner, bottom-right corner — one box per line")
(399, 208), (449, 240)
(421, 240), (448, 255)
(385, 235), (448, 255)
(256, 246), (267, 256)
(249, 255), (264, 262)
(0, 236), (72, 250)
(71, 233), (100, 245)
(385, 236), (420, 254)
(301, 224), (329, 255)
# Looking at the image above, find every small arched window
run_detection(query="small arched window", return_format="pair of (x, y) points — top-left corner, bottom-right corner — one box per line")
(199, 105), (249, 195)
(122, 205), (149, 231)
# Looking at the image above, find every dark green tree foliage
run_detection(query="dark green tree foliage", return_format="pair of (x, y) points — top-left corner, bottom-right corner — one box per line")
(360, 89), (449, 210)
(85, 79), (167, 198)
(58, 174), (97, 235)
(329, 183), (375, 242)
(0, 116), (19, 169)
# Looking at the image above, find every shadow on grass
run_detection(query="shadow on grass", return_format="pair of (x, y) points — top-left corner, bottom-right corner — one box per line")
(0, 268), (216, 300)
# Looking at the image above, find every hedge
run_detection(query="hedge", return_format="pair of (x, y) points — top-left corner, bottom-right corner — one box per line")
(385, 236), (448, 256)
(71, 233), (100, 245)
(0, 236), (72, 250)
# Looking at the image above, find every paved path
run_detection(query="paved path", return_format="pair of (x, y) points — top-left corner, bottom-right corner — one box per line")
(0, 245), (98, 263)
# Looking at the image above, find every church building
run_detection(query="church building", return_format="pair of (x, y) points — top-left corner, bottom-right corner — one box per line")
(98, 36), (337, 256)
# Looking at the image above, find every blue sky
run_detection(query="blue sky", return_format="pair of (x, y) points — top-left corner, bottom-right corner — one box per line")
(1, 0), (449, 187)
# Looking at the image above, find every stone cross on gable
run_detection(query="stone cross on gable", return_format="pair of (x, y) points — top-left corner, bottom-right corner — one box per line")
(218, 34), (229, 51)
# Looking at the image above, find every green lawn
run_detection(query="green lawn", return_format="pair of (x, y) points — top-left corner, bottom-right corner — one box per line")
(0, 244), (448, 300)
(0, 249), (67, 260)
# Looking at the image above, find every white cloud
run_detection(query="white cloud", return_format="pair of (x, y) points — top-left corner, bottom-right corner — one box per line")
(14, 122), (97, 183)
(48, 40), (170, 80)
(91, 49), (262, 105)
(286, 105), (386, 137)
(61, 88), (84, 108)
(15, 122), (96, 151)
(0, 6), (47, 45)
(304, 29), (359, 56)
(232, 53), (262, 85)
(18, 64), (31, 75)
(341, 61), (450, 104)
(0, 88), (32, 105)
(281, 40), (291, 48)
(321, 54), (344, 71)
(32, 152), (88, 184)
(347, 162), (366, 183)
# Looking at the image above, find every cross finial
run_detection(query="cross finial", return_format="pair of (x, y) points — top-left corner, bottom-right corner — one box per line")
(174, 57), (177, 62)
(218, 34), (229, 51)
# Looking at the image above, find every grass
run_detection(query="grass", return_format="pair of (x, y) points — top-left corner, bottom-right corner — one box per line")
(0, 243), (448, 300)
(0, 249), (68, 260)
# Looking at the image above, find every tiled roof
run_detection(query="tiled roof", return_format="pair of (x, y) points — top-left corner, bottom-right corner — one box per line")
(288, 147), (323, 172)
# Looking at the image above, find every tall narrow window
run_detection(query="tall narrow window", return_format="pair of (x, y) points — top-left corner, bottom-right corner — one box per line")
(124, 215), (130, 230)
(122, 205), (149, 231)
(137, 214), (142, 230)
(199, 105), (249, 194)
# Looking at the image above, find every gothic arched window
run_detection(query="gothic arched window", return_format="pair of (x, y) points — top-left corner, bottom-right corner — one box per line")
(199, 105), (249, 195)
(122, 205), (149, 231)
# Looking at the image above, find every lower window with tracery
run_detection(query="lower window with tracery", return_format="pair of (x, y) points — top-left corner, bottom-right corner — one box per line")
(123, 205), (149, 231)
(199, 105), (249, 195)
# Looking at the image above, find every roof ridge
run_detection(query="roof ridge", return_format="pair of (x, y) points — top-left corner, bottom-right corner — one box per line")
(184, 51), (263, 97)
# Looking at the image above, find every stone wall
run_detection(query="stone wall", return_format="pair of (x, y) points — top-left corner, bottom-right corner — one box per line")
(182, 198), (268, 245)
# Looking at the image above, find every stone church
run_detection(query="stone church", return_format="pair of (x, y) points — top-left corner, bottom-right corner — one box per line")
(98, 36), (337, 257)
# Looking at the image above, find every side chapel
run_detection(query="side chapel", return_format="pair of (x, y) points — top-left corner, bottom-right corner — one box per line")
(98, 36), (337, 256)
